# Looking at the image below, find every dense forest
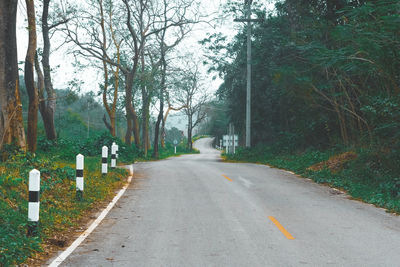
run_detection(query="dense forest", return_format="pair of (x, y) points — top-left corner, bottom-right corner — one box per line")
(205, 0), (399, 150)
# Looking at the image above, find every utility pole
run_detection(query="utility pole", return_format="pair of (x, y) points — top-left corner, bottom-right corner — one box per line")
(87, 100), (90, 138)
(234, 0), (263, 148)
(245, 0), (251, 148)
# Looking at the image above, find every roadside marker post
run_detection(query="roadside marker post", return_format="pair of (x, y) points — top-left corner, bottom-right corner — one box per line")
(28, 169), (40, 236)
(114, 142), (119, 159)
(111, 143), (117, 169)
(173, 139), (178, 154)
(76, 154), (84, 200)
(101, 146), (108, 175)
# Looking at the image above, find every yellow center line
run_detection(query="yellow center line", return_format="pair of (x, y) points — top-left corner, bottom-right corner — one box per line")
(268, 216), (295, 240)
(222, 175), (233, 182)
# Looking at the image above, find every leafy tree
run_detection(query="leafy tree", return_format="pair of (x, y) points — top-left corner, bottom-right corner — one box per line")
(203, 0), (400, 151)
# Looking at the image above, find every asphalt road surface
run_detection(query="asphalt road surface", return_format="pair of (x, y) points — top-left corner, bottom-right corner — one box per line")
(56, 138), (400, 266)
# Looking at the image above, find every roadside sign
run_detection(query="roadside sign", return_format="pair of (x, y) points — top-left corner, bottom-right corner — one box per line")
(222, 135), (238, 147)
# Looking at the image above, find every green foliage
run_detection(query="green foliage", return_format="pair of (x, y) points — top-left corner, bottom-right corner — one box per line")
(36, 131), (139, 163)
(192, 134), (209, 142)
(0, 200), (42, 266)
(164, 127), (184, 145)
(204, 0), (400, 149)
(138, 142), (199, 161)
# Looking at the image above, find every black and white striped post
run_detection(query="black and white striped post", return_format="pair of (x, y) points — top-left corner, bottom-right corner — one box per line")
(112, 142), (119, 159)
(76, 154), (84, 200)
(111, 143), (117, 169)
(28, 169), (40, 236)
(102, 146), (108, 175)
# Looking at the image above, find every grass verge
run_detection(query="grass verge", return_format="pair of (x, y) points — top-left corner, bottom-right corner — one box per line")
(0, 153), (128, 266)
(132, 143), (200, 163)
(224, 146), (400, 214)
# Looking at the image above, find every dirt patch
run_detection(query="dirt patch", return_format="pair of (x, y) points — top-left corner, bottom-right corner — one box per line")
(307, 151), (358, 173)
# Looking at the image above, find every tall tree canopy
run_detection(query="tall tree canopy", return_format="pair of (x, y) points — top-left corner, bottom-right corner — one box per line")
(203, 0), (400, 150)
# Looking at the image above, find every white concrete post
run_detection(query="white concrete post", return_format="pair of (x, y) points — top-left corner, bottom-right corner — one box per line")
(102, 146), (108, 175)
(111, 143), (117, 169)
(28, 169), (40, 236)
(233, 125), (236, 154)
(76, 154), (84, 200)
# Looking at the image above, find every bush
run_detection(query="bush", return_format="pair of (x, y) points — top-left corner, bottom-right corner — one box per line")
(37, 132), (138, 163)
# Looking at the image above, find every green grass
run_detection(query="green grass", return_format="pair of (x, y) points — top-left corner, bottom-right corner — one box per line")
(0, 152), (128, 266)
(224, 146), (400, 214)
(135, 143), (200, 162)
(192, 134), (209, 142)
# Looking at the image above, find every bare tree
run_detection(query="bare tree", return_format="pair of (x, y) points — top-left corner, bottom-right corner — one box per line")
(61, 0), (139, 143)
(62, 0), (203, 152)
(177, 62), (208, 150)
(151, 0), (198, 158)
(37, 0), (71, 141)
(0, 0), (26, 151)
(160, 99), (186, 148)
(99, 0), (121, 137)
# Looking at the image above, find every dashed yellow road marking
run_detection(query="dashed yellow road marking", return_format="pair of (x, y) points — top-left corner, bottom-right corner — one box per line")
(268, 216), (295, 240)
(222, 175), (233, 182)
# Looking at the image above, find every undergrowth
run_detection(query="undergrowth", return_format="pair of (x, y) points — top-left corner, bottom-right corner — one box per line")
(136, 143), (200, 162)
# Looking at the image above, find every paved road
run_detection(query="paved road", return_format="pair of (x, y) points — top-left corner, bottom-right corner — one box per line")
(57, 138), (400, 266)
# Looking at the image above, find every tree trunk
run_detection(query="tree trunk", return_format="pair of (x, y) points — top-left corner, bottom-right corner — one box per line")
(132, 108), (140, 147)
(124, 75), (134, 145)
(35, 52), (51, 142)
(160, 115), (167, 148)
(146, 126), (150, 150)
(141, 95), (151, 155)
(161, 107), (171, 148)
(124, 71), (141, 147)
(99, 0), (118, 137)
(187, 115), (192, 150)
(25, 0), (38, 152)
(153, 65), (165, 157)
(140, 44), (149, 156)
(153, 98), (163, 158)
(40, 0), (57, 141)
(0, 0), (26, 151)
(101, 61), (116, 136)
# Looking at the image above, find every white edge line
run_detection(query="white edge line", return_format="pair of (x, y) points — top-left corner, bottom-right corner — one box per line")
(48, 174), (133, 267)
